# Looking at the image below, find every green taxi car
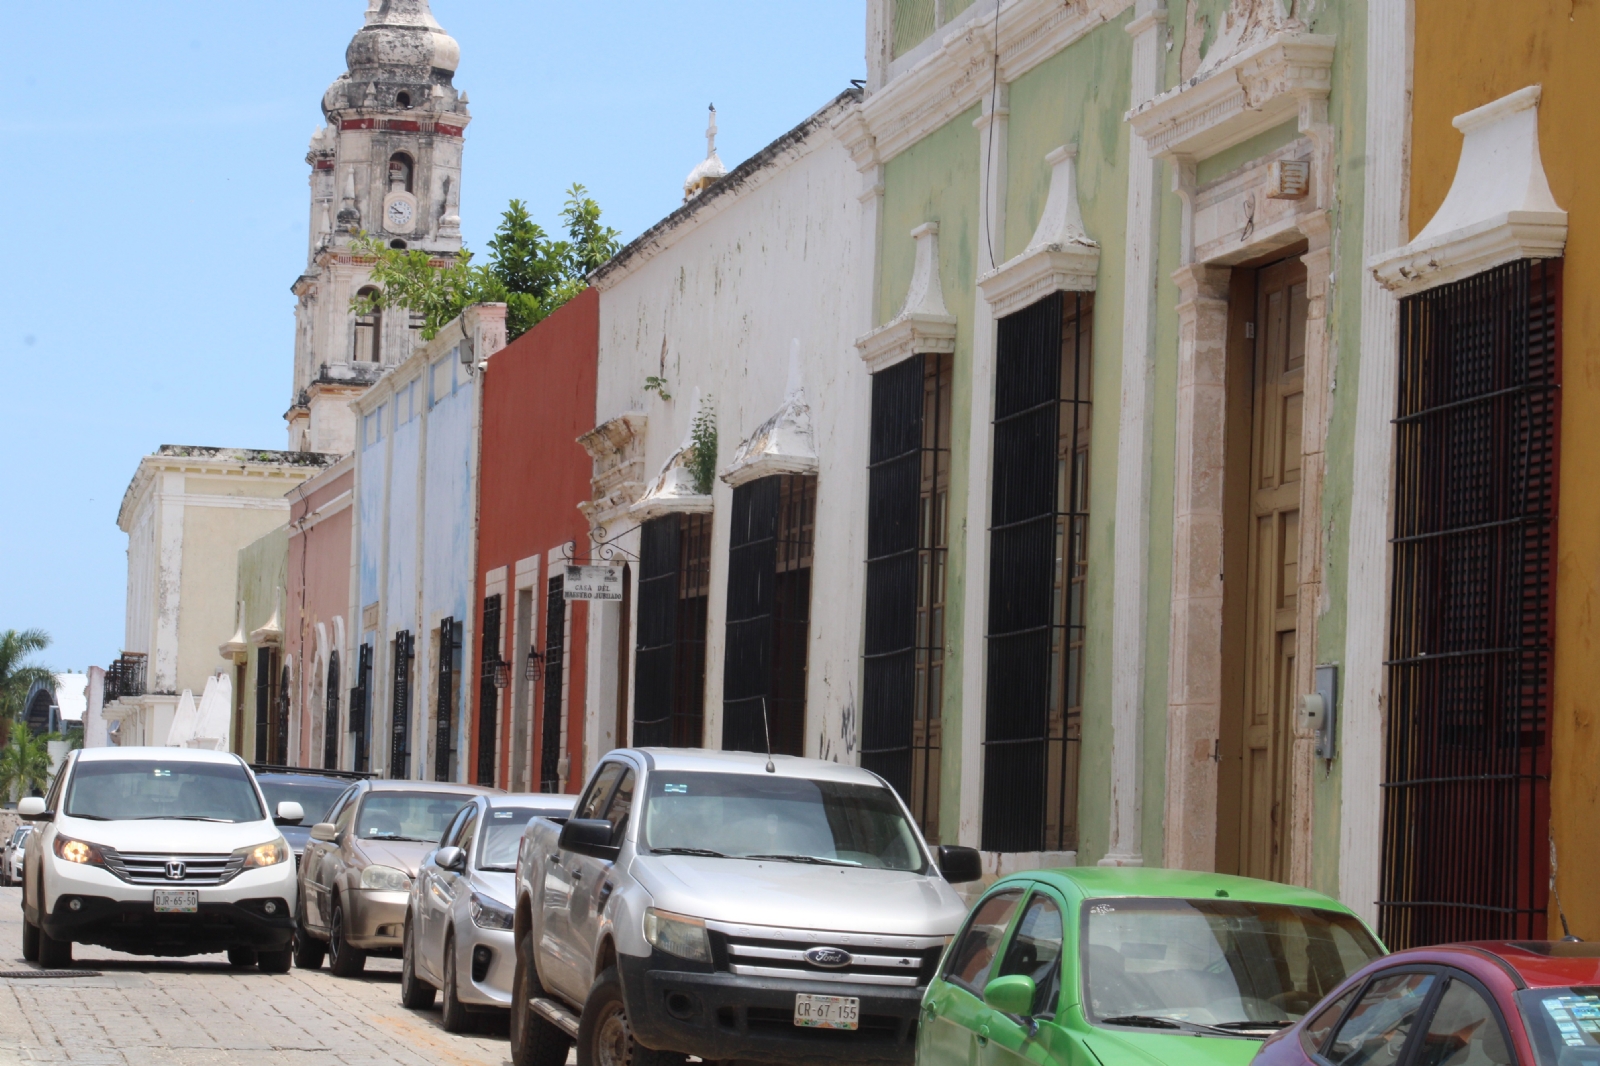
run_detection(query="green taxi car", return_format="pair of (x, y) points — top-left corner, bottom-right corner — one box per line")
(917, 868), (1385, 1066)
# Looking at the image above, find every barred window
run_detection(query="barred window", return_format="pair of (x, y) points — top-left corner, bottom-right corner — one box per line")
(634, 514), (712, 748)
(1381, 259), (1560, 948)
(983, 291), (1092, 853)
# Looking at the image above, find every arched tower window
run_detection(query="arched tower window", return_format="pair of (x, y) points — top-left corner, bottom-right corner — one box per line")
(355, 286), (381, 363)
(396, 90), (412, 109)
(388, 153), (414, 193)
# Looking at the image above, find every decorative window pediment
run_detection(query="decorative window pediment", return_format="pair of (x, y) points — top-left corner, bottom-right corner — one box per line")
(856, 222), (958, 372)
(979, 146), (1099, 317)
(633, 393), (714, 519)
(1371, 86), (1566, 297)
(722, 345), (819, 487)
(249, 610), (283, 648)
(1127, 27), (1335, 161)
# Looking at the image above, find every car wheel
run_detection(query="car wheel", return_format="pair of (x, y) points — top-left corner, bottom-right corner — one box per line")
(37, 925), (72, 969)
(440, 933), (474, 1033)
(292, 922), (326, 970)
(257, 948), (293, 974)
(227, 947), (258, 969)
(577, 966), (685, 1066)
(511, 928), (571, 1066)
(21, 916), (40, 962)
(327, 897), (367, 978)
(400, 916), (436, 1009)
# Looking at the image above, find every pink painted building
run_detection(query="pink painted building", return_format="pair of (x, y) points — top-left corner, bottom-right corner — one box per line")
(286, 455), (355, 768)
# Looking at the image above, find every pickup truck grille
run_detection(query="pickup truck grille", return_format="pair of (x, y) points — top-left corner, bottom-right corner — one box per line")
(102, 852), (242, 886)
(706, 920), (947, 988)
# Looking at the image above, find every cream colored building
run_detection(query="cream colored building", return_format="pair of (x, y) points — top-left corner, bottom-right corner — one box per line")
(105, 446), (337, 747)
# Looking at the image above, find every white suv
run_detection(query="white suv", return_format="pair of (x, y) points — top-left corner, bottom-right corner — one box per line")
(18, 747), (303, 971)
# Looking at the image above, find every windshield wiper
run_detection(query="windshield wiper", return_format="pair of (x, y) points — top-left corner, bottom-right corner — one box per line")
(132, 816), (233, 822)
(651, 847), (729, 858)
(477, 864), (517, 872)
(1099, 1015), (1184, 1030)
(364, 835), (435, 843)
(744, 853), (863, 867)
(1208, 1020), (1295, 1032)
(65, 813), (111, 820)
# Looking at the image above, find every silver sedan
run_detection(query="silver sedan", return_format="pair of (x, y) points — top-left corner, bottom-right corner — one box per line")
(400, 793), (576, 1030)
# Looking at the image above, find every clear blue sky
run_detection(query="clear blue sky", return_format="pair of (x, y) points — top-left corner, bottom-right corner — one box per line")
(3, 1), (864, 675)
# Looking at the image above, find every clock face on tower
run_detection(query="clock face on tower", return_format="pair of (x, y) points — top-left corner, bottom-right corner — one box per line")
(383, 191), (417, 235)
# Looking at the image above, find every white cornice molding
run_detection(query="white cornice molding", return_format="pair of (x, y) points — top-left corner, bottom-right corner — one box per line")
(842, 0), (1132, 172)
(1370, 86), (1566, 296)
(632, 393), (715, 519)
(721, 343), (820, 487)
(1127, 30), (1335, 161)
(856, 222), (959, 372)
(979, 145), (1100, 316)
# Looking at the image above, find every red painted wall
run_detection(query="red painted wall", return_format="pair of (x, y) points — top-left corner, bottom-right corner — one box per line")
(287, 457), (354, 769)
(473, 287), (599, 792)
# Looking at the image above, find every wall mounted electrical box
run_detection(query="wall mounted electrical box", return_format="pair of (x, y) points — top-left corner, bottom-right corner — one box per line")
(1296, 664), (1339, 760)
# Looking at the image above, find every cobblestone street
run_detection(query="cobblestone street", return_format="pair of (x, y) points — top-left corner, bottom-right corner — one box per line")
(0, 887), (540, 1066)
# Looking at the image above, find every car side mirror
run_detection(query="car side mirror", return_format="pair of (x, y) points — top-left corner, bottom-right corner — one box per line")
(275, 801), (305, 826)
(310, 822), (338, 842)
(938, 845), (982, 884)
(984, 974), (1037, 1018)
(559, 818), (620, 861)
(434, 846), (466, 872)
(17, 797), (49, 821)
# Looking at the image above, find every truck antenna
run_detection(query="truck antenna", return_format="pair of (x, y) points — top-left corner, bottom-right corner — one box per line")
(761, 697), (775, 773)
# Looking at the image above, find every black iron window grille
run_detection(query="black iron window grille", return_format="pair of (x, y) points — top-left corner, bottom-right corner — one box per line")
(324, 651), (341, 770)
(351, 643), (372, 773)
(541, 576), (566, 792)
(276, 664), (292, 766)
(723, 474), (815, 756)
(477, 595), (502, 786)
(103, 653), (147, 702)
(982, 290), (1092, 854)
(1380, 258), (1560, 949)
(634, 514), (712, 748)
(254, 647), (278, 766)
(390, 630), (413, 779)
(862, 352), (953, 842)
(435, 617), (458, 783)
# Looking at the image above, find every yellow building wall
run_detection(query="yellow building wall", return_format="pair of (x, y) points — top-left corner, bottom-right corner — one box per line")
(1412, 0), (1600, 937)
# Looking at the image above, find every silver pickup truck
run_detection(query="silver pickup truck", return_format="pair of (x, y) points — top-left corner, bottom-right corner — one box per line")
(508, 747), (982, 1066)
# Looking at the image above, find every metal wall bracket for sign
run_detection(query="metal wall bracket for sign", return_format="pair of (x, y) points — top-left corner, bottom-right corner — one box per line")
(563, 564), (625, 602)
(576, 523), (642, 564)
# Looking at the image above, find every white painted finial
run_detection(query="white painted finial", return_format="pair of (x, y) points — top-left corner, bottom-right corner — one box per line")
(707, 104), (718, 157)
(1025, 146), (1096, 256)
(685, 103), (729, 202)
(903, 223), (950, 318)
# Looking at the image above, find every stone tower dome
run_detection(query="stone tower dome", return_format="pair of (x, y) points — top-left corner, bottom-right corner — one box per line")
(287, 0), (473, 454)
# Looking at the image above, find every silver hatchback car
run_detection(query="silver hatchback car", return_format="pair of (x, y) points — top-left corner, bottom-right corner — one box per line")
(400, 793), (576, 1030)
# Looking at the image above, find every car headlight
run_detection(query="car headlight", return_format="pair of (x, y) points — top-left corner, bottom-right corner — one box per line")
(643, 907), (711, 962)
(360, 864), (412, 892)
(52, 835), (108, 866)
(469, 892), (515, 930)
(234, 839), (290, 869)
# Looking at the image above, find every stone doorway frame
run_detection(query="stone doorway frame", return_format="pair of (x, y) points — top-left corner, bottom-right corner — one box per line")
(1128, 25), (1336, 884)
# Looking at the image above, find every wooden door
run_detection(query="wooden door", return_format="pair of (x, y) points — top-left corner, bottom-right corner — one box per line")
(1238, 258), (1307, 882)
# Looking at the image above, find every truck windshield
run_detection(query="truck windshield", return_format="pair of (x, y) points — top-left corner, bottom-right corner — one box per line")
(478, 807), (568, 870)
(66, 760), (265, 823)
(641, 772), (926, 872)
(355, 793), (472, 843)
(1084, 897), (1382, 1031)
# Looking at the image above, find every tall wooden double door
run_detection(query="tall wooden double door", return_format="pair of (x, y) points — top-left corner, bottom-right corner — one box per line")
(1219, 255), (1308, 882)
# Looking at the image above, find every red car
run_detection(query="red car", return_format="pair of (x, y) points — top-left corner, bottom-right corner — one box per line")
(1252, 941), (1600, 1065)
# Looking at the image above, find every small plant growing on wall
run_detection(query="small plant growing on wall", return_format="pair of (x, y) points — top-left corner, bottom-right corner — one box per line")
(643, 375), (672, 401)
(688, 400), (717, 496)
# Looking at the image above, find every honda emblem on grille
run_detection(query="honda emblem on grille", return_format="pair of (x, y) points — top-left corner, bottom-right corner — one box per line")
(805, 947), (852, 969)
(165, 861), (186, 881)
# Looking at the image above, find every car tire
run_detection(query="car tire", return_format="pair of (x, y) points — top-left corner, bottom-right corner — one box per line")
(327, 897), (367, 978)
(227, 947), (258, 969)
(257, 948), (293, 974)
(37, 925), (72, 969)
(21, 916), (40, 962)
(440, 933), (474, 1033)
(511, 929), (571, 1066)
(400, 917), (436, 1009)
(292, 924), (326, 971)
(577, 965), (685, 1066)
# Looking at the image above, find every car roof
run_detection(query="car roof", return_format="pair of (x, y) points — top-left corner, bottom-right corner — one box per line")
(487, 793), (578, 809)
(1397, 942), (1600, 988)
(1010, 866), (1364, 915)
(629, 747), (889, 785)
(75, 746), (245, 765)
(359, 779), (499, 795)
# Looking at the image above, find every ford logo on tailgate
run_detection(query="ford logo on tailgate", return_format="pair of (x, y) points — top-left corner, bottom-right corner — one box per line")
(805, 947), (852, 969)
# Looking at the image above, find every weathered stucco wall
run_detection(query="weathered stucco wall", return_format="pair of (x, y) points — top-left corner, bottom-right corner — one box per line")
(238, 524), (288, 764)
(1409, 0), (1600, 938)
(287, 458), (354, 768)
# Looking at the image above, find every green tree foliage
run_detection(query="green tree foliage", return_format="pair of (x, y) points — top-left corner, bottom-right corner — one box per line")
(689, 401), (718, 496)
(0, 727), (54, 799)
(0, 629), (54, 723)
(355, 184), (621, 342)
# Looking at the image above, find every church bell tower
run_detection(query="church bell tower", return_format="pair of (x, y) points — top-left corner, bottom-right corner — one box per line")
(287, 0), (471, 453)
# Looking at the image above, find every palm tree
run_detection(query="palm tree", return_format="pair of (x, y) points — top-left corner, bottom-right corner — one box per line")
(0, 728), (53, 800)
(0, 629), (55, 723)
